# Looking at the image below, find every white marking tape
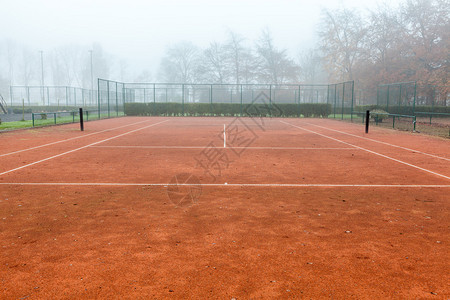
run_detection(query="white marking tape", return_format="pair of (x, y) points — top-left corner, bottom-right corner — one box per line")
(0, 118), (155, 158)
(0, 119), (169, 176)
(280, 120), (450, 181)
(91, 145), (357, 150)
(0, 182), (449, 188)
(302, 121), (450, 162)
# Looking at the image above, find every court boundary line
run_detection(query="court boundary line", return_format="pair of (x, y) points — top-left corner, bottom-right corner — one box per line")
(301, 120), (450, 162)
(0, 119), (169, 176)
(91, 145), (358, 150)
(0, 182), (449, 188)
(280, 120), (450, 181)
(0, 118), (156, 158)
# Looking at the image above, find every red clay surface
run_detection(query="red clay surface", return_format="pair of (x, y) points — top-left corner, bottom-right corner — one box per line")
(0, 116), (449, 299)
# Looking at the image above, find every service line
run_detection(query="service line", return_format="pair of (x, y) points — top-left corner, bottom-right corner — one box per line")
(0, 118), (155, 158)
(0, 182), (449, 188)
(0, 119), (169, 176)
(91, 145), (357, 150)
(280, 120), (450, 181)
(302, 121), (450, 162)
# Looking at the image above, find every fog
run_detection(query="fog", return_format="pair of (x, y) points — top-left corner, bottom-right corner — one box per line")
(1, 0), (394, 82)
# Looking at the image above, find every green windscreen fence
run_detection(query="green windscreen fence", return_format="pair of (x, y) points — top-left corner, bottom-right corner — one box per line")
(97, 79), (125, 119)
(9, 85), (97, 107)
(376, 82), (449, 115)
(99, 79), (355, 119)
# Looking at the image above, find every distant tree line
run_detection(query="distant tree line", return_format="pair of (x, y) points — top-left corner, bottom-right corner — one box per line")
(0, 41), (152, 98)
(157, 28), (308, 85)
(319, 0), (449, 96)
(158, 0), (448, 100)
(0, 0), (447, 104)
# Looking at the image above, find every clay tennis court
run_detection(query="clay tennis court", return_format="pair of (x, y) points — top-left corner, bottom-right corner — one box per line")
(0, 116), (449, 298)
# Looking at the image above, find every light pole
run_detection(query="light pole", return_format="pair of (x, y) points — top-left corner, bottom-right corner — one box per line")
(39, 50), (45, 105)
(89, 50), (94, 105)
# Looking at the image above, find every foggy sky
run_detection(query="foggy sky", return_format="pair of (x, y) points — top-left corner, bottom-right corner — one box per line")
(1, 0), (402, 79)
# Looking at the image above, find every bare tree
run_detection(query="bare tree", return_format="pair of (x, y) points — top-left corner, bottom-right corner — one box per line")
(225, 31), (247, 85)
(297, 49), (326, 83)
(197, 41), (229, 83)
(319, 8), (368, 81)
(158, 41), (200, 83)
(18, 47), (36, 86)
(256, 28), (299, 84)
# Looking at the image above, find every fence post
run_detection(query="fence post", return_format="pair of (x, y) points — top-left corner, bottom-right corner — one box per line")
(341, 83), (345, 120)
(116, 82), (119, 116)
(32, 113), (35, 127)
(153, 84), (156, 104)
(413, 82), (417, 115)
(386, 85), (390, 112)
(333, 84), (337, 118)
(9, 86), (13, 106)
(240, 84), (243, 116)
(351, 81), (354, 122)
(298, 85), (301, 117)
(107, 80), (110, 118)
(210, 84), (213, 115)
(97, 79), (101, 119)
(269, 84), (272, 117)
(182, 84), (185, 116)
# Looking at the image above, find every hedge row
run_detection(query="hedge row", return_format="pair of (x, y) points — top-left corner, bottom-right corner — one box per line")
(124, 102), (333, 118)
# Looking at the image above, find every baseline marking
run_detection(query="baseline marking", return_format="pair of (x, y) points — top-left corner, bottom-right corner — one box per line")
(280, 120), (450, 181)
(91, 145), (357, 150)
(302, 121), (450, 162)
(0, 118), (155, 158)
(0, 182), (449, 188)
(0, 119), (169, 176)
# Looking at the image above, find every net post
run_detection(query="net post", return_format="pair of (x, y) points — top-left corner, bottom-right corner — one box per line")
(365, 110), (370, 133)
(79, 108), (84, 131)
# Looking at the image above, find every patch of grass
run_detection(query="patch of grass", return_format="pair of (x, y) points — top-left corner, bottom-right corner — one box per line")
(0, 112), (125, 131)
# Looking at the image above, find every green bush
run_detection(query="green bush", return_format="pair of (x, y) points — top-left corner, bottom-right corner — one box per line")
(371, 109), (389, 122)
(40, 113), (47, 120)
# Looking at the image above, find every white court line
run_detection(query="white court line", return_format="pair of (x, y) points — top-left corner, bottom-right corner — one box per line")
(302, 121), (450, 162)
(0, 182), (449, 188)
(0, 118), (155, 158)
(0, 119), (169, 176)
(91, 145), (357, 150)
(280, 120), (450, 181)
